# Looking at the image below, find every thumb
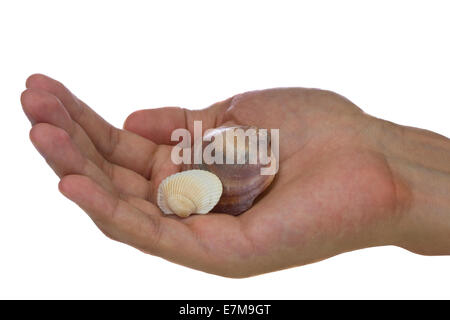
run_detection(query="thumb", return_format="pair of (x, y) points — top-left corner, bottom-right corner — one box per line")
(123, 98), (232, 145)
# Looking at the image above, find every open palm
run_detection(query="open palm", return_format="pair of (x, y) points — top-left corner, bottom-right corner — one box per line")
(22, 75), (405, 277)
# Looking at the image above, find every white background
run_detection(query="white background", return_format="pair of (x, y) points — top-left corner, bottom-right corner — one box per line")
(1, 0), (449, 299)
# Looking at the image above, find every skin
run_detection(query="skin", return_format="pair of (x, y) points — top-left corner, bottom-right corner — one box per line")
(21, 74), (450, 278)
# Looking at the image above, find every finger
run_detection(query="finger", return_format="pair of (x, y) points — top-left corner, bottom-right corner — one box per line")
(25, 74), (158, 176)
(59, 175), (159, 250)
(22, 89), (150, 198)
(60, 174), (260, 277)
(21, 88), (103, 165)
(58, 175), (219, 270)
(30, 123), (116, 195)
(123, 98), (232, 145)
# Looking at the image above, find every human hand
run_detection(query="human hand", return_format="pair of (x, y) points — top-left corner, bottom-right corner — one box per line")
(21, 74), (450, 277)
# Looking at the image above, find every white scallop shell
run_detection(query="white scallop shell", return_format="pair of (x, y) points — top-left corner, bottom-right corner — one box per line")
(157, 170), (223, 217)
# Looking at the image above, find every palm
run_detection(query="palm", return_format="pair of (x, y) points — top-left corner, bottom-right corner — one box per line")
(22, 75), (399, 277)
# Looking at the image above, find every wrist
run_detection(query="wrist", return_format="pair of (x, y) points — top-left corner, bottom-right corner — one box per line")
(376, 119), (450, 254)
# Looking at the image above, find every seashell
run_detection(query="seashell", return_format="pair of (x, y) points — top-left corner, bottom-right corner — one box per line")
(157, 169), (223, 217)
(182, 125), (277, 215)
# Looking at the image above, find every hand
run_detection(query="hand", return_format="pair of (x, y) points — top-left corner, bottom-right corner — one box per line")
(21, 74), (450, 277)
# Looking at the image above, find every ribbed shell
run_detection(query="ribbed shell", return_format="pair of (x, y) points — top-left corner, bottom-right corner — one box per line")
(157, 170), (223, 217)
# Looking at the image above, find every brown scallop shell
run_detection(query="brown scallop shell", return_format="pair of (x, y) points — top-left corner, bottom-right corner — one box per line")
(182, 125), (277, 215)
